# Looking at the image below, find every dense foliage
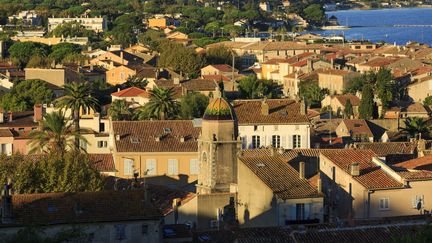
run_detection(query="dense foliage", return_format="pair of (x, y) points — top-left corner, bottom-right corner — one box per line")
(0, 79), (55, 112)
(180, 92), (209, 119)
(238, 75), (281, 99)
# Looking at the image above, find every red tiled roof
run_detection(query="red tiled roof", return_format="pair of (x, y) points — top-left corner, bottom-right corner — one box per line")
(394, 155), (432, 171)
(88, 154), (116, 172)
(239, 155), (322, 199)
(4, 190), (162, 226)
(233, 99), (309, 125)
(334, 94), (360, 106)
(209, 64), (237, 72)
(111, 87), (150, 98)
(354, 142), (417, 157)
(112, 120), (200, 153)
(181, 78), (217, 91)
(321, 149), (404, 189)
(202, 74), (231, 82)
(341, 119), (374, 137)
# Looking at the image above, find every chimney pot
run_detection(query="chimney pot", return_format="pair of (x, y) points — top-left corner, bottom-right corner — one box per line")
(7, 112), (12, 122)
(115, 134), (120, 141)
(350, 162), (360, 176)
(33, 104), (43, 122)
(180, 136), (185, 142)
(299, 161), (305, 179)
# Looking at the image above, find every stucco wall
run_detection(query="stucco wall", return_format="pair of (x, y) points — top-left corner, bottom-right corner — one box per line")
(239, 124), (310, 149)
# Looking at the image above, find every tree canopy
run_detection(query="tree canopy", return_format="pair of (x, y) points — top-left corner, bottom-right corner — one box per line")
(180, 92), (209, 119)
(359, 84), (374, 119)
(0, 79), (55, 112)
(238, 76), (281, 99)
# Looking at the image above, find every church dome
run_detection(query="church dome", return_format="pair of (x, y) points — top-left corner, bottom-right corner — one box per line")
(203, 97), (233, 120)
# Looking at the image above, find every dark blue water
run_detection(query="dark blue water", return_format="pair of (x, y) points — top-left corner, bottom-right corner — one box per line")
(311, 8), (432, 45)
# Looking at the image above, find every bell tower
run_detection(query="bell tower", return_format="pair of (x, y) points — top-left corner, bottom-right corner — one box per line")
(197, 97), (241, 194)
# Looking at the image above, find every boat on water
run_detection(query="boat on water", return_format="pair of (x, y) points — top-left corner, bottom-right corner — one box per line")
(321, 25), (351, 30)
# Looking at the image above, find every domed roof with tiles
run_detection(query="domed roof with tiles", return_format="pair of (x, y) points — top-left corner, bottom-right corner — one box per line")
(203, 97), (233, 120)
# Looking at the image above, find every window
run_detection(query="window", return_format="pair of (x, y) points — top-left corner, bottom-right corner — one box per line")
(190, 159), (199, 175)
(168, 159), (178, 175)
(295, 203), (311, 220)
(253, 125), (258, 131)
(146, 159), (157, 175)
(123, 158), (134, 176)
(142, 224), (149, 234)
(293, 135), (301, 148)
(272, 135), (281, 148)
(252, 135), (260, 149)
(99, 122), (105, 132)
(115, 224), (126, 240)
(79, 140), (87, 151)
(97, 141), (107, 148)
(379, 198), (390, 210)
(332, 166), (336, 181)
(412, 195), (424, 209)
(241, 136), (247, 149)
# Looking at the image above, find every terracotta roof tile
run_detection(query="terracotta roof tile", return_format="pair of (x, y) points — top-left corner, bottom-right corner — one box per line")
(394, 155), (432, 171)
(181, 79), (217, 91)
(111, 87), (150, 98)
(233, 99), (309, 125)
(209, 64), (237, 72)
(354, 142), (417, 157)
(334, 94), (360, 106)
(88, 154), (116, 172)
(4, 190), (162, 226)
(239, 155), (322, 199)
(340, 119), (374, 137)
(112, 120), (200, 153)
(321, 149), (404, 189)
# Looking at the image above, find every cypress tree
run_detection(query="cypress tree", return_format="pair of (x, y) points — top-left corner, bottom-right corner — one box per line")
(344, 99), (354, 119)
(359, 84), (374, 119)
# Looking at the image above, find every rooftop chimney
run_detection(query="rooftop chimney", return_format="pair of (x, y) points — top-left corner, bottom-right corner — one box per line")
(350, 162), (360, 176)
(33, 104), (43, 122)
(180, 136), (185, 143)
(317, 174), (322, 193)
(300, 99), (307, 115)
(1, 179), (13, 224)
(299, 161), (305, 179)
(120, 51), (124, 65)
(261, 98), (269, 116)
(0, 109), (5, 124)
(7, 112), (12, 122)
(307, 59), (314, 72)
(115, 134), (120, 141)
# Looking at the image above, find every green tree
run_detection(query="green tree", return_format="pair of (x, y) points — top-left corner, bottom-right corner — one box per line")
(109, 14), (142, 47)
(49, 21), (94, 38)
(344, 76), (365, 94)
(138, 29), (165, 51)
(26, 55), (53, 68)
(180, 92), (209, 119)
(299, 82), (328, 107)
(138, 87), (179, 120)
(375, 68), (395, 111)
(108, 99), (133, 121)
(205, 21), (221, 37)
(28, 111), (78, 155)
(0, 79), (55, 112)
(359, 84), (374, 119)
(391, 225), (432, 243)
(303, 4), (325, 26)
(48, 43), (82, 63)
(402, 117), (430, 139)
(56, 83), (99, 149)
(238, 76), (281, 99)
(424, 95), (432, 106)
(8, 42), (49, 68)
(157, 40), (205, 77)
(344, 99), (354, 119)
(125, 75), (148, 89)
(205, 45), (234, 65)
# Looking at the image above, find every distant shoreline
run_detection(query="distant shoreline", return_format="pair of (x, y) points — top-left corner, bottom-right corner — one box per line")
(328, 6), (432, 12)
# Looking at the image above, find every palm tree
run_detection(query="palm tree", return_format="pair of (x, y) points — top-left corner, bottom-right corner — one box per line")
(402, 117), (430, 139)
(28, 111), (82, 155)
(56, 82), (99, 149)
(108, 99), (133, 121)
(140, 87), (179, 120)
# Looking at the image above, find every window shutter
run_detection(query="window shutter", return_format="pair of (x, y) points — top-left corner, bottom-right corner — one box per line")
(146, 159), (157, 175)
(281, 135), (286, 148)
(190, 159), (199, 175)
(289, 204), (296, 220)
(124, 159), (133, 176)
(242, 136), (247, 149)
